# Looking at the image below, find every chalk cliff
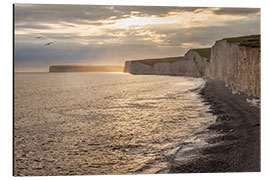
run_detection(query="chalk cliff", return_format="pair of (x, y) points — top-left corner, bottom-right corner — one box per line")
(124, 35), (260, 98)
(124, 50), (209, 77)
(206, 38), (260, 97)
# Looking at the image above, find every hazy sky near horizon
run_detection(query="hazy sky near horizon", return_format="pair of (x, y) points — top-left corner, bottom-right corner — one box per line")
(14, 4), (260, 72)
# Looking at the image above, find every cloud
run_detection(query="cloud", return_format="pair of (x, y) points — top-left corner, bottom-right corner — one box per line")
(15, 4), (260, 30)
(14, 4), (261, 71)
(14, 4), (199, 25)
(15, 23), (52, 30)
(143, 12), (260, 47)
(213, 8), (260, 16)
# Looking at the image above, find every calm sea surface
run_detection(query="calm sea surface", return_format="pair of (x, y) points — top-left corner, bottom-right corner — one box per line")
(14, 72), (215, 176)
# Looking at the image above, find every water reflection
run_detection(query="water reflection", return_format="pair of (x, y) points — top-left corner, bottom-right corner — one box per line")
(14, 73), (215, 176)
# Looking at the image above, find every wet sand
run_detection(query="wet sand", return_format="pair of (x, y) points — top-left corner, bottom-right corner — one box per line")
(169, 79), (260, 173)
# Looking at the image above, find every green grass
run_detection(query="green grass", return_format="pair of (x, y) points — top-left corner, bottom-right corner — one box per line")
(224, 34), (260, 48)
(134, 56), (183, 67)
(191, 48), (211, 60)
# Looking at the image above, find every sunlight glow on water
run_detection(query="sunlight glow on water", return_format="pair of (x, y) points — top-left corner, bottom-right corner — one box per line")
(14, 72), (215, 176)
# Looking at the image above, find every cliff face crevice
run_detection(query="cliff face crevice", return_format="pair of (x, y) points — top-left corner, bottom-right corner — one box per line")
(123, 35), (260, 98)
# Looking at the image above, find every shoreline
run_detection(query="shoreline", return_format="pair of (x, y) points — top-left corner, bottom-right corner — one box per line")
(169, 79), (260, 173)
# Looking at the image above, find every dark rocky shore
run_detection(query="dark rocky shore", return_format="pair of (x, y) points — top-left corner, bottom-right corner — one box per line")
(169, 79), (260, 173)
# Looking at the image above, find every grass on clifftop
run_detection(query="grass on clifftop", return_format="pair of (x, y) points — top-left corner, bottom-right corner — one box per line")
(224, 34), (260, 48)
(134, 56), (183, 67)
(191, 48), (211, 60)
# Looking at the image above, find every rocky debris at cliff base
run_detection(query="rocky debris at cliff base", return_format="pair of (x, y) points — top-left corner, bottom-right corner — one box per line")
(246, 98), (260, 108)
(169, 79), (260, 173)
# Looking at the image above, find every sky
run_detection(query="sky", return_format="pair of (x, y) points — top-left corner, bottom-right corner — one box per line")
(14, 4), (260, 72)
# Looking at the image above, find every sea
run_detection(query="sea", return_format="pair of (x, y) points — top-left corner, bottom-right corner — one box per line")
(14, 72), (216, 176)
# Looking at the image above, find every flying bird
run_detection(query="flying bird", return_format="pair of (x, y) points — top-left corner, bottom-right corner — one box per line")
(35, 36), (54, 46)
(44, 42), (53, 46)
(35, 36), (43, 39)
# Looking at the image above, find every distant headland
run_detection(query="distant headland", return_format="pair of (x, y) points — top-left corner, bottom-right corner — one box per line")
(49, 65), (123, 72)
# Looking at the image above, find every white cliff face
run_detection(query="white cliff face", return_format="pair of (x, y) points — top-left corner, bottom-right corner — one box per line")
(206, 40), (260, 97)
(153, 63), (171, 74)
(124, 53), (207, 77)
(130, 62), (154, 74)
(175, 59), (201, 77)
(123, 61), (132, 73)
(123, 39), (260, 98)
(184, 50), (209, 77)
(49, 66), (57, 72)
